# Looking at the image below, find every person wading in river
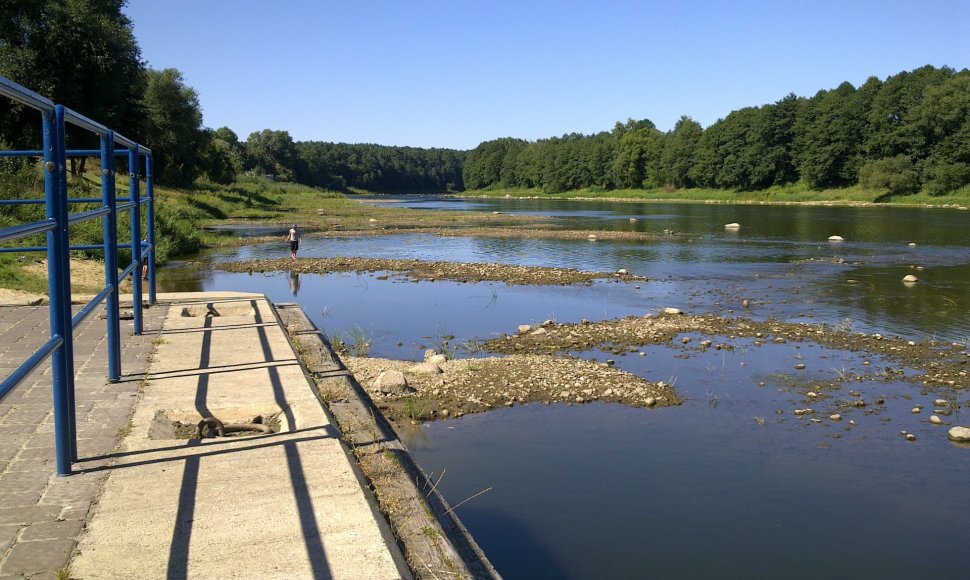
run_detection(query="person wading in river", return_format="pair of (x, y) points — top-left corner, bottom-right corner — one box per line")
(284, 224), (301, 260)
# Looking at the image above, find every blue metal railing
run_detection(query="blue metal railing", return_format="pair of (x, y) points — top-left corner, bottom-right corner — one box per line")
(0, 75), (156, 476)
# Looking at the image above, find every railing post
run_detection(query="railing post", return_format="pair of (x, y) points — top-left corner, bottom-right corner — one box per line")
(128, 145), (142, 335)
(49, 106), (76, 475)
(145, 154), (156, 305)
(101, 132), (121, 381)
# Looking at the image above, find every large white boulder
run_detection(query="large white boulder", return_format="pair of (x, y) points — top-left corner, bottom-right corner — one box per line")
(373, 370), (412, 395)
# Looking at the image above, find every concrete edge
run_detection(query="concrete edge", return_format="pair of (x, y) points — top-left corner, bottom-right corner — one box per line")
(267, 301), (414, 580)
(273, 303), (502, 580)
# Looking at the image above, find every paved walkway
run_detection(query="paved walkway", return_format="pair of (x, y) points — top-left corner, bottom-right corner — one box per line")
(0, 293), (407, 579)
(0, 301), (160, 579)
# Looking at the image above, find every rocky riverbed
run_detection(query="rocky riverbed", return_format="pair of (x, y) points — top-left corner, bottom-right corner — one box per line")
(344, 353), (679, 425)
(215, 256), (647, 286)
(339, 309), (967, 435)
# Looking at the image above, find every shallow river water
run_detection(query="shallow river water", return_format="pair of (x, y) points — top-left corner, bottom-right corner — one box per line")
(164, 199), (969, 579)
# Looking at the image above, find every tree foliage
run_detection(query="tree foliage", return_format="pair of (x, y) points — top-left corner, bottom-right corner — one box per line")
(141, 68), (205, 186)
(461, 66), (970, 195)
(2, 12), (967, 202)
(0, 0), (144, 147)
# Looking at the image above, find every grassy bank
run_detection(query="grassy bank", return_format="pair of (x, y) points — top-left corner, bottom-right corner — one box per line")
(461, 183), (970, 207)
(0, 165), (528, 294)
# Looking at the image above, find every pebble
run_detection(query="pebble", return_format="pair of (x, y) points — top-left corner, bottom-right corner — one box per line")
(828, 235), (844, 242)
(906, 433), (916, 441)
(830, 414), (842, 421)
(930, 415), (942, 425)
(902, 274), (918, 283)
(947, 426), (970, 442)
(795, 363), (806, 370)
(645, 397), (657, 407)
(806, 391), (818, 398)
(912, 407), (921, 414)
(616, 268), (629, 275)
(934, 399), (948, 406)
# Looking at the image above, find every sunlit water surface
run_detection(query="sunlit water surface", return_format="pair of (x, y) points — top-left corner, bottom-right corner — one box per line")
(162, 199), (969, 578)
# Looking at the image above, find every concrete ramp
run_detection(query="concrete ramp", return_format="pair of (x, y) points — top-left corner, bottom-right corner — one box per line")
(70, 294), (408, 579)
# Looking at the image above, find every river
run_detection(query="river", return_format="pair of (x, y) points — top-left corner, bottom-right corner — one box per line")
(161, 198), (969, 579)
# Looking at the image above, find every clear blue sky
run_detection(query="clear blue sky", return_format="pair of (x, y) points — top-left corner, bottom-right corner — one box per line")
(123, 0), (970, 150)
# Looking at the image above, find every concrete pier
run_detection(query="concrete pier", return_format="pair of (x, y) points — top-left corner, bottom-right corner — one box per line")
(0, 292), (409, 579)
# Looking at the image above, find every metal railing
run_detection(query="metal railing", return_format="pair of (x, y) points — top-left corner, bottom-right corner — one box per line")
(0, 75), (156, 476)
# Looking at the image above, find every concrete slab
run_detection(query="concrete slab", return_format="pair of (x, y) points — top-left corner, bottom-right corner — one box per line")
(70, 295), (408, 579)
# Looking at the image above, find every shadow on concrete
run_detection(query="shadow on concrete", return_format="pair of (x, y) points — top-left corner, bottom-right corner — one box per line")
(77, 300), (340, 578)
(254, 300), (330, 579)
(76, 426), (334, 463)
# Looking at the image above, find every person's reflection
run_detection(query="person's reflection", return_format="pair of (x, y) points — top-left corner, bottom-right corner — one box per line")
(288, 270), (301, 296)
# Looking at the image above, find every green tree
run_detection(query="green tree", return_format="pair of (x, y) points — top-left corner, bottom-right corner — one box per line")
(245, 129), (299, 181)
(794, 81), (873, 188)
(141, 68), (205, 186)
(0, 0), (144, 149)
(661, 116), (703, 188)
(858, 154), (919, 196)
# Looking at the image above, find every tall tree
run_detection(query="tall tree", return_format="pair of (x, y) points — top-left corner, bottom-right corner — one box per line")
(0, 0), (144, 147)
(245, 129), (300, 181)
(141, 68), (205, 185)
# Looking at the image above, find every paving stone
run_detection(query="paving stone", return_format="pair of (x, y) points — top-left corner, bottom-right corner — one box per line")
(19, 520), (84, 542)
(22, 432), (54, 449)
(3, 459), (53, 473)
(40, 482), (99, 508)
(14, 447), (55, 460)
(0, 538), (74, 576)
(0, 506), (61, 526)
(0, 491), (42, 508)
(0, 470), (52, 494)
(0, 524), (20, 553)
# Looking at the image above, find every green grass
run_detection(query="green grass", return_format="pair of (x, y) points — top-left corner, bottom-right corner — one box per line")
(0, 255), (49, 294)
(463, 182), (970, 207)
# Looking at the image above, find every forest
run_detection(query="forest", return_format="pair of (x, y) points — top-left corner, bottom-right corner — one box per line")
(463, 66), (970, 196)
(1, 1), (968, 197)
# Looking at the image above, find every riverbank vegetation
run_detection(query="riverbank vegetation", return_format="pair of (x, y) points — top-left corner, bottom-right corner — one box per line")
(461, 182), (970, 207)
(462, 66), (970, 200)
(2, 2), (969, 294)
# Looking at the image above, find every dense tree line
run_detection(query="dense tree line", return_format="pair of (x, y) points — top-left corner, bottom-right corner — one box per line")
(465, 66), (970, 196)
(3, 7), (966, 197)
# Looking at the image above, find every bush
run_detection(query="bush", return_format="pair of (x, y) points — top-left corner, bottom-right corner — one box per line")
(858, 155), (919, 196)
(923, 162), (970, 196)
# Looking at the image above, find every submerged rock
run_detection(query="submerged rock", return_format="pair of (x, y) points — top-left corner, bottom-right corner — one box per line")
(948, 426), (970, 442)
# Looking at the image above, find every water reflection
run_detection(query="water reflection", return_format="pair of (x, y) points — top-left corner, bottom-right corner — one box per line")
(159, 199), (970, 578)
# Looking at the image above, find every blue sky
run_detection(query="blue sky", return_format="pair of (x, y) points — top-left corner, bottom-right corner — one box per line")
(124, 0), (970, 150)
